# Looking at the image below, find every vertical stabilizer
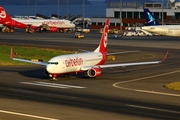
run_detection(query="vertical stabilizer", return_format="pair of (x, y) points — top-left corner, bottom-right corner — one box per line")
(143, 8), (160, 26)
(0, 6), (12, 22)
(94, 18), (109, 53)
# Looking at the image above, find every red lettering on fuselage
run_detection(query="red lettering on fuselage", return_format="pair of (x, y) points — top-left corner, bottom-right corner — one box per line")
(42, 20), (65, 26)
(65, 57), (83, 67)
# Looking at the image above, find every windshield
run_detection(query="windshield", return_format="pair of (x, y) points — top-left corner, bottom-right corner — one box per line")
(48, 62), (58, 65)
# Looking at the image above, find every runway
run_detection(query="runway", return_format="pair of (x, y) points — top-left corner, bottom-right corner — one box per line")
(0, 31), (180, 120)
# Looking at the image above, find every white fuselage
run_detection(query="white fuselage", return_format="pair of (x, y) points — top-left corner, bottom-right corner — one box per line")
(46, 52), (104, 74)
(12, 18), (75, 28)
(142, 25), (180, 37)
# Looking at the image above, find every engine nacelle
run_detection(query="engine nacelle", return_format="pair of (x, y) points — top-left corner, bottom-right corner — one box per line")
(49, 27), (57, 32)
(87, 67), (101, 77)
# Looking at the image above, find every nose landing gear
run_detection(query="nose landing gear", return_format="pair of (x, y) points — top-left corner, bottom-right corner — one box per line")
(52, 74), (57, 80)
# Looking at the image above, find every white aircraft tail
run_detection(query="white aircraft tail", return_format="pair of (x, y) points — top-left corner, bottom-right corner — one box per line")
(94, 18), (109, 53)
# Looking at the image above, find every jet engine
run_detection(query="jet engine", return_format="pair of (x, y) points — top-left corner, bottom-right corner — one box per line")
(87, 67), (101, 77)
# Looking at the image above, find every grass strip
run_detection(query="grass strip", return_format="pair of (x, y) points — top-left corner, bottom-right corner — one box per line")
(0, 45), (74, 65)
(165, 82), (180, 91)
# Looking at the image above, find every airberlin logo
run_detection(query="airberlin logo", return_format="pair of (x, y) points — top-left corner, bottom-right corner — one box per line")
(65, 57), (83, 67)
(42, 20), (65, 26)
(103, 25), (108, 47)
(0, 10), (6, 18)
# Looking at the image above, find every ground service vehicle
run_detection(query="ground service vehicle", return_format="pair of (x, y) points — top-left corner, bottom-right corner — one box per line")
(74, 32), (84, 38)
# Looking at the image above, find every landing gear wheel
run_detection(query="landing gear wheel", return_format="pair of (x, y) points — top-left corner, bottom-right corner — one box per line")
(52, 77), (57, 81)
(52, 74), (57, 80)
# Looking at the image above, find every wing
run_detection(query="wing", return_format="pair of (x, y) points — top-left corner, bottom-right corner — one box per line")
(100, 51), (168, 68)
(107, 50), (140, 55)
(10, 47), (47, 66)
(80, 51), (168, 70)
(78, 49), (91, 53)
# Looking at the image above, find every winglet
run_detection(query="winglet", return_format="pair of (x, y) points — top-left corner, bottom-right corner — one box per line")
(10, 47), (14, 59)
(160, 50), (169, 63)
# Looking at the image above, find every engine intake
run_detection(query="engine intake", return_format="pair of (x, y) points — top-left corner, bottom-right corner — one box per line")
(87, 67), (101, 77)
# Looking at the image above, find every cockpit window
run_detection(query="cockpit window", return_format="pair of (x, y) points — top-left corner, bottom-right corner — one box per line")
(48, 62), (58, 65)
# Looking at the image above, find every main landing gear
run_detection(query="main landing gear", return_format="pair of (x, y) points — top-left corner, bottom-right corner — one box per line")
(51, 74), (71, 80)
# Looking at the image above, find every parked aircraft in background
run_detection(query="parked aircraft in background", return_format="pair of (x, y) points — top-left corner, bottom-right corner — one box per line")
(143, 8), (160, 26)
(142, 8), (180, 37)
(10, 19), (168, 80)
(0, 6), (75, 33)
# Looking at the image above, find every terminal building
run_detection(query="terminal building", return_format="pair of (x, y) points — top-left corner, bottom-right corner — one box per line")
(90, 0), (180, 30)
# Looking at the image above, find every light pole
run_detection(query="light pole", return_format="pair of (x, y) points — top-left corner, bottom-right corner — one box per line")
(35, 0), (37, 15)
(83, 0), (85, 29)
(28, 0), (29, 17)
(162, 0), (164, 25)
(67, 0), (69, 19)
(119, 0), (122, 36)
(58, 0), (60, 19)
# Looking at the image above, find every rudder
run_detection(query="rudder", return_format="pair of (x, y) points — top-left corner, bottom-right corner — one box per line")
(143, 8), (160, 26)
(94, 18), (109, 53)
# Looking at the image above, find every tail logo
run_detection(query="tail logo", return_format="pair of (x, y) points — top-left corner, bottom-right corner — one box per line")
(103, 25), (108, 48)
(0, 10), (6, 18)
(147, 12), (155, 23)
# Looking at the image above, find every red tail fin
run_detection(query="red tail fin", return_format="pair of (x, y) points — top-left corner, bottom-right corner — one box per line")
(94, 19), (109, 53)
(0, 6), (12, 22)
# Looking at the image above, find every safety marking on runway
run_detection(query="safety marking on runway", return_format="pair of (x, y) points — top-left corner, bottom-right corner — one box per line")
(113, 69), (180, 97)
(114, 69), (180, 84)
(20, 81), (86, 89)
(0, 109), (59, 120)
(126, 104), (180, 114)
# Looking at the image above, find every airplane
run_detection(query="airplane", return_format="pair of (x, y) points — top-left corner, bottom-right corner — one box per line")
(10, 18), (168, 80)
(0, 6), (75, 33)
(142, 8), (180, 37)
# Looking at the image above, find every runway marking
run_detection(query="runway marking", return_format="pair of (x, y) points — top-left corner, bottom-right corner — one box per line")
(0, 109), (59, 120)
(113, 69), (180, 97)
(126, 104), (180, 114)
(114, 69), (180, 84)
(20, 81), (86, 89)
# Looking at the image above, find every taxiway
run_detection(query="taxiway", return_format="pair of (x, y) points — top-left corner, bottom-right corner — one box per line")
(0, 31), (180, 120)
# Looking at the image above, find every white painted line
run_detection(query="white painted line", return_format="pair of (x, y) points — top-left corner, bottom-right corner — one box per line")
(0, 109), (59, 120)
(113, 85), (180, 97)
(21, 82), (86, 89)
(113, 69), (180, 97)
(37, 82), (86, 88)
(135, 89), (180, 97)
(126, 104), (180, 114)
(115, 69), (180, 84)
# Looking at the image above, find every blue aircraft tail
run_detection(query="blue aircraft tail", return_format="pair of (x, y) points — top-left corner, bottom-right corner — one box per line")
(143, 8), (160, 26)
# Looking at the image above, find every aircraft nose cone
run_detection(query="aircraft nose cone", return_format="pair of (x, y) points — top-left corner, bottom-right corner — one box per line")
(46, 65), (51, 73)
(46, 65), (58, 74)
(142, 27), (151, 32)
(141, 27), (147, 30)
